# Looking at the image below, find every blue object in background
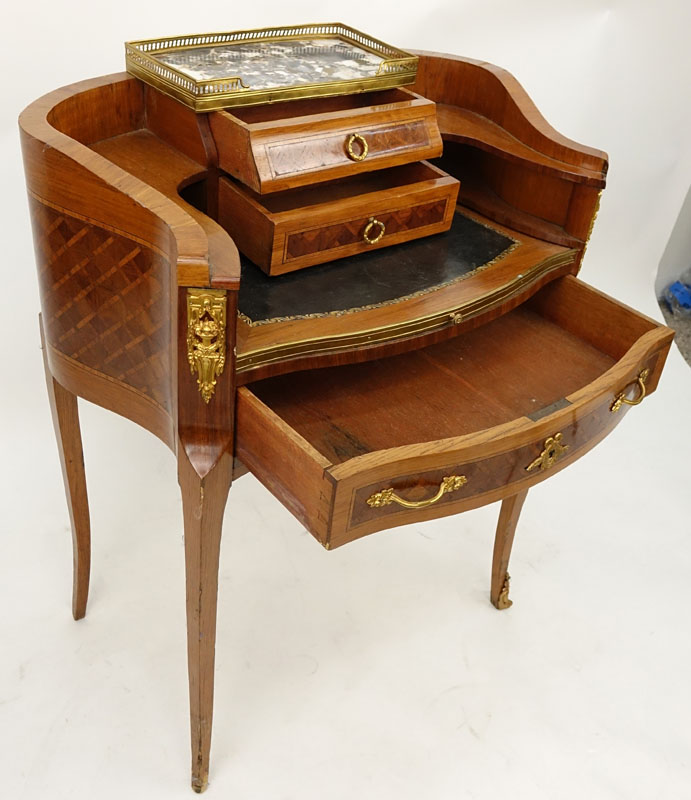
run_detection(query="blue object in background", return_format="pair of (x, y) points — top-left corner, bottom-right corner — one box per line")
(664, 280), (691, 315)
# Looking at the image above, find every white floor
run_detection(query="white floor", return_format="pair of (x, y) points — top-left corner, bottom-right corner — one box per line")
(1, 309), (690, 799)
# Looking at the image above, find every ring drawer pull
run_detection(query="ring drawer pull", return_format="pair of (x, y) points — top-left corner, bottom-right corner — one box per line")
(610, 368), (650, 412)
(366, 475), (468, 509)
(363, 217), (386, 245)
(525, 433), (569, 473)
(345, 132), (369, 161)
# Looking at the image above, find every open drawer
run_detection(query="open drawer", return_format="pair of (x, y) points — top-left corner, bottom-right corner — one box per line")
(209, 87), (443, 194)
(235, 276), (673, 549)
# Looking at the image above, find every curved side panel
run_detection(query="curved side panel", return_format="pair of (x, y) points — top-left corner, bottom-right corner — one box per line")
(19, 77), (186, 448)
(411, 51), (608, 173)
(410, 52), (607, 252)
(30, 196), (175, 443)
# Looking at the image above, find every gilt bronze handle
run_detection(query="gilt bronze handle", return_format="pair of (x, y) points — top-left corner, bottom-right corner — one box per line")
(366, 475), (468, 509)
(363, 216), (386, 245)
(610, 368), (649, 412)
(345, 132), (369, 161)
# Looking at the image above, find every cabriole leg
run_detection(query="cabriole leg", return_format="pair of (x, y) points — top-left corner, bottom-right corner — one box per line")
(491, 489), (528, 610)
(179, 452), (233, 793)
(40, 318), (91, 621)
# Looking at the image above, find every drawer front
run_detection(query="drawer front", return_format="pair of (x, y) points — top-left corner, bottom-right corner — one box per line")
(284, 199), (449, 261)
(218, 168), (460, 276)
(263, 120), (435, 184)
(211, 94), (443, 193)
(347, 395), (620, 532)
(271, 176), (460, 274)
(236, 277), (673, 551)
(334, 351), (665, 546)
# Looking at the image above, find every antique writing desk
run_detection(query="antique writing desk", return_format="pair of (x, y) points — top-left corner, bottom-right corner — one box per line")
(20, 51), (674, 792)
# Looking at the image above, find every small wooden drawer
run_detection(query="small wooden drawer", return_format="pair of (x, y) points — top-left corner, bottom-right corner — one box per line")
(235, 276), (673, 549)
(218, 162), (459, 275)
(209, 88), (443, 194)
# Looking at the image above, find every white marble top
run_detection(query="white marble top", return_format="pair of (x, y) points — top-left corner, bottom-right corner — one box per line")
(155, 38), (385, 89)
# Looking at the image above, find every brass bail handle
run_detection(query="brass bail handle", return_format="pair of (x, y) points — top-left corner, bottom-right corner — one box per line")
(610, 368), (650, 412)
(345, 132), (369, 162)
(363, 217), (386, 245)
(366, 475), (468, 509)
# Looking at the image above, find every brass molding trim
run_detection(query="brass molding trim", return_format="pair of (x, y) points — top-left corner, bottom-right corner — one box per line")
(610, 368), (649, 412)
(187, 289), (227, 403)
(525, 433), (569, 473)
(582, 190), (602, 257)
(366, 475), (467, 509)
(236, 249), (576, 372)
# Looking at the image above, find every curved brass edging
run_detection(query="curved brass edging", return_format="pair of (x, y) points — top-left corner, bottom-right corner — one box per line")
(236, 250), (577, 372)
(126, 24), (418, 112)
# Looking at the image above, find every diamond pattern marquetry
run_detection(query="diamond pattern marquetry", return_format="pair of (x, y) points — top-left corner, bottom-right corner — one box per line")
(31, 200), (173, 411)
(285, 199), (447, 260)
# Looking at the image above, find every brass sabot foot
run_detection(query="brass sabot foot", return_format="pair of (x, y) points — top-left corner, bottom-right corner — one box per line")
(495, 573), (513, 610)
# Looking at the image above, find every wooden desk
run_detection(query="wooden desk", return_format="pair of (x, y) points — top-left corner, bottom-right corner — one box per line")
(20, 52), (674, 793)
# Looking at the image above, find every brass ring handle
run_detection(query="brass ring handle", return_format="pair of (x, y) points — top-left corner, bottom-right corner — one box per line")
(363, 217), (386, 245)
(610, 368), (649, 412)
(366, 475), (467, 509)
(345, 132), (369, 161)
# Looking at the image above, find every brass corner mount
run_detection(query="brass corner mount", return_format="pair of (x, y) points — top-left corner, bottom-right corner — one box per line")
(187, 289), (227, 403)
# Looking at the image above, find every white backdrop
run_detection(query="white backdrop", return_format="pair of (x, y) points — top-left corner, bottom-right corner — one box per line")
(2, 2), (691, 799)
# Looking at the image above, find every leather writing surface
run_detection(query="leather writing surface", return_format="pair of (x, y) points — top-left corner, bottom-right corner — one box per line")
(238, 210), (516, 324)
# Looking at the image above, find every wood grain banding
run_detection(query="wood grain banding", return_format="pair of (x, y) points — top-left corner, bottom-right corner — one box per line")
(285, 199), (447, 259)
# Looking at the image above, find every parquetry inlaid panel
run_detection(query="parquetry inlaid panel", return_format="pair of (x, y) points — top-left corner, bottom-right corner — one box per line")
(285, 199), (447, 260)
(30, 199), (173, 411)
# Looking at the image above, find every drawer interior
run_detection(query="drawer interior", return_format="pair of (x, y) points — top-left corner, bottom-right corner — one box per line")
(227, 88), (416, 124)
(244, 277), (657, 464)
(237, 162), (452, 214)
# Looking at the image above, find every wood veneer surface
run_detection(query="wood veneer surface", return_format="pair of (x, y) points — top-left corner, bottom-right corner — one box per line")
(248, 306), (615, 464)
(229, 88), (413, 123)
(436, 104), (605, 186)
(250, 161), (444, 214)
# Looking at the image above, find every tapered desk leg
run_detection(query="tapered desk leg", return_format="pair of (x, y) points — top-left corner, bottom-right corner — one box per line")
(491, 489), (528, 610)
(40, 318), (91, 621)
(179, 453), (233, 793)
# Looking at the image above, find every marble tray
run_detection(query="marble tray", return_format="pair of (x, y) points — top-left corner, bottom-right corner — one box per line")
(125, 24), (418, 111)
